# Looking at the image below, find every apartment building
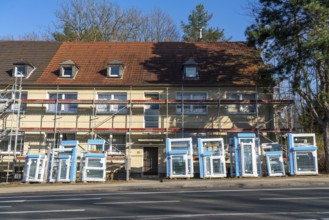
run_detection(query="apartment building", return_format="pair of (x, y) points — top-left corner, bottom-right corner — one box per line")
(0, 41), (292, 179)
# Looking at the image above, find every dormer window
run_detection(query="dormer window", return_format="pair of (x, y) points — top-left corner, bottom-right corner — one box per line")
(13, 60), (36, 78)
(107, 60), (124, 78)
(15, 66), (26, 77)
(183, 60), (198, 79)
(60, 60), (79, 78)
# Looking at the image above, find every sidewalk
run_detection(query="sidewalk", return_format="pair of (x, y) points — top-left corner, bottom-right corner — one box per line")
(0, 175), (329, 194)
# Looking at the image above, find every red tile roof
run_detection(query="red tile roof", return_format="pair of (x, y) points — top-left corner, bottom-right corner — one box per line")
(36, 42), (261, 86)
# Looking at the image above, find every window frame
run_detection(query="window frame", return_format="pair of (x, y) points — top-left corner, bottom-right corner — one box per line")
(60, 66), (74, 78)
(176, 92), (207, 115)
(107, 65), (123, 78)
(185, 66), (197, 78)
(96, 92), (128, 114)
(47, 92), (78, 114)
(14, 65), (27, 77)
(226, 93), (256, 115)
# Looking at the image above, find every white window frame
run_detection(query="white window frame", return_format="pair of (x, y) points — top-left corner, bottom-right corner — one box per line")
(96, 92), (127, 114)
(240, 142), (258, 177)
(60, 66), (74, 78)
(108, 65), (123, 78)
(293, 151), (318, 175)
(176, 92), (207, 115)
(14, 65), (27, 77)
(226, 93), (256, 114)
(47, 93), (78, 113)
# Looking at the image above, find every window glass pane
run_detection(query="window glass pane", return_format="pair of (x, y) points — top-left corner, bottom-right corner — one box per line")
(86, 169), (103, 178)
(48, 93), (77, 113)
(87, 158), (103, 168)
(60, 159), (68, 179)
(110, 66), (120, 76)
(296, 152), (316, 171)
(63, 94), (77, 113)
(227, 93), (256, 114)
(192, 105), (206, 113)
(28, 158), (38, 179)
(212, 158), (223, 174)
(16, 66), (26, 76)
(185, 67), (197, 77)
(193, 93), (206, 100)
(176, 92), (207, 114)
(172, 155), (186, 175)
(243, 144), (253, 174)
(227, 93), (240, 100)
(62, 67), (73, 77)
(97, 93), (127, 113)
(145, 109), (159, 128)
(268, 155), (283, 174)
(243, 94), (256, 100)
(293, 136), (314, 147)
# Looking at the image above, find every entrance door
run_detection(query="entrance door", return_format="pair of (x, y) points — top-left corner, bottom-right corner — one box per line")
(143, 147), (158, 175)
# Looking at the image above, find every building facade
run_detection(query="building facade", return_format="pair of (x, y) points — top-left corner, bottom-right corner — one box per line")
(0, 41), (292, 179)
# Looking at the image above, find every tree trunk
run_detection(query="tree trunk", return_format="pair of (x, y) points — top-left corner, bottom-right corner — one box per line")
(323, 120), (329, 173)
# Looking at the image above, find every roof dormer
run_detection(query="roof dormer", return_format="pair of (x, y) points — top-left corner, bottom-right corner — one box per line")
(183, 59), (199, 79)
(13, 60), (36, 78)
(60, 60), (79, 78)
(107, 60), (124, 78)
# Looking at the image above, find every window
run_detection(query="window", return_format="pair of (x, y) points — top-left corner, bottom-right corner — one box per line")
(107, 61), (124, 78)
(227, 93), (256, 114)
(176, 92), (207, 115)
(14, 65), (26, 77)
(108, 66), (121, 77)
(144, 93), (159, 128)
(13, 61), (36, 78)
(97, 93), (127, 114)
(61, 66), (73, 77)
(183, 60), (198, 79)
(185, 67), (197, 78)
(60, 60), (78, 78)
(0, 91), (28, 112)
(0, 133), (24, 154)
(47, 93), (77, 113)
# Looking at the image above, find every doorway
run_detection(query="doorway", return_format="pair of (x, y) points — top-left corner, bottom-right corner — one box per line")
(143, 147), (158, 175)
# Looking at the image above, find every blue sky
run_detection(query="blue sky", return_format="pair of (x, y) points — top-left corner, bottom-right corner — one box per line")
(0, 0), (252, 41)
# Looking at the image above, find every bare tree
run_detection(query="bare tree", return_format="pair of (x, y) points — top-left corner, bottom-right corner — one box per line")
(51, 0), (180, 42)
(147, 8), (180, 42)
(0, 32), (49, 41)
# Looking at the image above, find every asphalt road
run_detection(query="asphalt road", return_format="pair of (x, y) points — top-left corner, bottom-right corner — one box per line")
(0, 187), (329, 220)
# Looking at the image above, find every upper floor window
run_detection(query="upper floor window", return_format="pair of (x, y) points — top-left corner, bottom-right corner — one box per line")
(15, 66), (26, 77)
(97, 92), (127, 114)
(107, 60), (124, 78)
(60, 60), (79, 78)
(47, 93), (78, 113)
(144, 93), (159, 128)
(0, 91), (28, 112)
(176, 92), (207, 115)
(13, 61), (36, 78)
(183, 60), (198, 79)
(226, 93), (256, 114)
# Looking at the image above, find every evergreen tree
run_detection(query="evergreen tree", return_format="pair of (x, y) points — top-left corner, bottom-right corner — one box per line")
(246, 0), (329, 172)
(181, 4), (229, 42)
